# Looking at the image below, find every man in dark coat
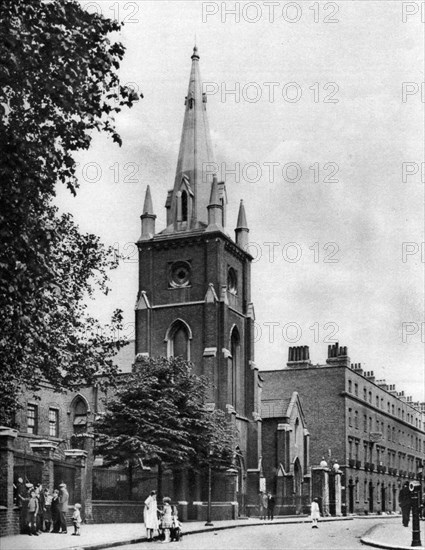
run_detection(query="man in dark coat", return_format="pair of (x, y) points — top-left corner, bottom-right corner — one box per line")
(399, 482), (412, 527)
(267, 492), (276, 520)
(58, 483), (69, 534)
(51, 489), (61, 532)
(15, 478), (28, 533)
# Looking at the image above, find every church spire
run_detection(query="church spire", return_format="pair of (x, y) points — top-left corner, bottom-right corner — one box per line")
(143, 184), (154, 214)
(168, 46), (215, 230)
(139, 185), (156, 240)
(207, 174), (223, 231)
(235, 200), (249, 249)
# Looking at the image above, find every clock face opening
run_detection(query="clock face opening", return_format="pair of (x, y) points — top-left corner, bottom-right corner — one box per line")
(169, 261), (191, 288)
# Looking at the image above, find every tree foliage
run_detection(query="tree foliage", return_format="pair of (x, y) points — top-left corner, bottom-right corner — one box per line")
(94, 357), (237, 472)
(0, 0), (139, 424)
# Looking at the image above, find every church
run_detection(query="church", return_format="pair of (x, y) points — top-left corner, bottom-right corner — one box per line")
(134, 45), (262, 519)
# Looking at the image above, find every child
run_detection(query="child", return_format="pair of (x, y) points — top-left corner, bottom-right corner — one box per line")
(311, 498), (320, 529)
(71, 503), (82, 536)
(43, 488), (53, 532)
(26, 489), (39, 536)
(161, 497), (173, 543)
(170, 505), (182, 542)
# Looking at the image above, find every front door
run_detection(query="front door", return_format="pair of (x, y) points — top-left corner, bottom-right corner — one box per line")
(349, 484), (354, 514)
(368, 482), (374, 513)
(381, 486), (386, 512)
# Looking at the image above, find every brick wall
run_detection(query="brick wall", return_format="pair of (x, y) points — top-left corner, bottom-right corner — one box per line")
(262, 367), (347, 465)
(92, 501), (145, 523)
(0, 508), (20, 537)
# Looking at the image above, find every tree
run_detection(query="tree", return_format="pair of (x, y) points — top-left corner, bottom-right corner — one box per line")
(0, 0), (139, 424)
(94, 356), (237, 495)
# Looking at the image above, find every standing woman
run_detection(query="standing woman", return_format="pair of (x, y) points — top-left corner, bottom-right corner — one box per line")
(144, 490), (159, 542)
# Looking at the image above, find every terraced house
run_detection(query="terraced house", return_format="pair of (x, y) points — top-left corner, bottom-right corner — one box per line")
(261, 343), (425, 516)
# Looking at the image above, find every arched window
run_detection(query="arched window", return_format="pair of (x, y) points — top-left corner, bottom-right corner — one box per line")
(227, 267), (238, 294)
(72, 397), (88, 435)
(165, 319), (191, 360)
(181, 191), (188, 222)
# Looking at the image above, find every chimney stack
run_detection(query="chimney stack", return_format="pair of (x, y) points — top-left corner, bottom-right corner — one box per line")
(326, 342), (350, 368)
(287, 345), (311, 368)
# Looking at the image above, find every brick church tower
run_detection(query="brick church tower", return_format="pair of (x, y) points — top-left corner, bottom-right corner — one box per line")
(135, 47), (261, 517)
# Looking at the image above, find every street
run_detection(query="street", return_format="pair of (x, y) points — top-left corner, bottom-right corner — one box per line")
(113, 517), (385, 550)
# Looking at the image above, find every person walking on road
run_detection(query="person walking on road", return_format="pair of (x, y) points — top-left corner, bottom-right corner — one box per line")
(58, 483), (69, 534)
(399, 482), (412, 527)
(144, 490), (159, 541)
(310, 498), (320, 528)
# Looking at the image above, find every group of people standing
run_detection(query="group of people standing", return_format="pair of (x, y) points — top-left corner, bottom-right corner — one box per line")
(14, 478), (82, 536)
(258, 491), (276, 520)
(259, 491), (321, 527)
(144, 490), (182, 543)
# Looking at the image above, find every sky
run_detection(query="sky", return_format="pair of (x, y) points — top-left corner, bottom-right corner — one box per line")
(55, 1), (424, 401)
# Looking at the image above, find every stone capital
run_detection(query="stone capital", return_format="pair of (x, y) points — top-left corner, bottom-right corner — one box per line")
(29, 439), (59, 451)
(65, 449), (88, 459)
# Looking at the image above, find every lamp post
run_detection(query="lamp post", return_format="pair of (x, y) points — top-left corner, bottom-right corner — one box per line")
(410, 482), (422, 547)
(205, 456), (213, 526)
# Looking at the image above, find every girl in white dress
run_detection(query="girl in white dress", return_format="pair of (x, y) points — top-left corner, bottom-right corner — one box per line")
(311, 498), (320, 528)
(144, 491), (159, 541)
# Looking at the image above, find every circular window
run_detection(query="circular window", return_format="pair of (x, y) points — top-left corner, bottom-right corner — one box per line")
(227, 267), (238, 294)
(170, 261), (191, 288)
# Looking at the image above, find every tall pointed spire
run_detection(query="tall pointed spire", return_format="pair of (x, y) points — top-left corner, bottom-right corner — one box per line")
(139, 185), (156, 240)
(207, 174), (223, 231)
(143, 184), (154, 214)
(168, 46), (215, 230)
(235, 200), (249, 249)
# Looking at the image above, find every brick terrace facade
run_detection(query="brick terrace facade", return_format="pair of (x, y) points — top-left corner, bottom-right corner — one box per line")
(261, 344), (425, 515)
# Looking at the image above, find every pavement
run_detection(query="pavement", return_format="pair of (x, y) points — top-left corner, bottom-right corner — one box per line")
(0, 514), (423, 550)
(360, 518), (425, 550)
